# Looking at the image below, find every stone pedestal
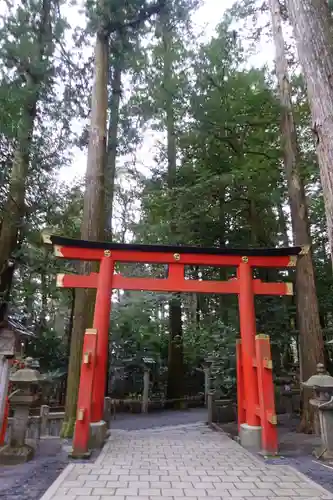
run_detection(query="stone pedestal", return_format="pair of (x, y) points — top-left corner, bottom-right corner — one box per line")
(10, 401), (31, 446)
(239, 423), (262, 452)
(89, 420), (107, 448)
(0, 442), (34, 465)
(313, 399), (333, 459)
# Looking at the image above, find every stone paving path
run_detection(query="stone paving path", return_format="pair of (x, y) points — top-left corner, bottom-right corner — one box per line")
(40, 423), (333, 500)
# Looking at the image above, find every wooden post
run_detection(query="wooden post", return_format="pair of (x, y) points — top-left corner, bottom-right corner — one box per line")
(103, 397), (112, 427)
(40, 405), (50, 437)
(237, 260), (260, 427)
(91, 253), (114, 423)
(255, 334), (278, 454)
(71, 328), (97, 458)
(204, 367), (211, 406)
(142, 369), (150, 413)
(207, 390), (214, 424)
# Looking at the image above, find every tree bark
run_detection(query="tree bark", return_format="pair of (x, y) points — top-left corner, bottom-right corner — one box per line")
(285, 0), (333, 267)
(219, 186), (230, 324)
(0, 0), (52, 322)
(277, 197), (290, 247)
(269, 0), (324, 432)
(61, 27), (109, 437)
(160, 6), (184, 401)
(105, 49), (123, 238)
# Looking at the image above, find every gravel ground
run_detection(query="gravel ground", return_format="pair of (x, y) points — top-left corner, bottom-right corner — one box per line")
(0, 439), (68, 500)
(1, 408), (333, 499)
(263, 455), (333, 494)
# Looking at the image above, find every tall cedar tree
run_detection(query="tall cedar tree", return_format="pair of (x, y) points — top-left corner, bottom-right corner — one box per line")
(0, 0), (53, 322)
(160, 4), (185, 401)
(269, 0), (324, 433)
(62, 0), (165, 437)
(285, 0), (333, 269)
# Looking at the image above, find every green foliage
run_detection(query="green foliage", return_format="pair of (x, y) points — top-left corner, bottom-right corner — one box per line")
(25, 329), (67, 372)
(184, 319), (237, 397)
(111, 291), (169, 365)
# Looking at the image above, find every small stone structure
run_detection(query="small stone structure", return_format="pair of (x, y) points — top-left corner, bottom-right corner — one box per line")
(0, 357), (42, 464)
(207, 390), (236, 425)
(303, 363), (333, 460)
(141, 357), (155, 413)
(275, 370), (300, 418)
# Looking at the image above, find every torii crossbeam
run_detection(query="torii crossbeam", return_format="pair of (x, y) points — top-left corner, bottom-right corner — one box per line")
(42, 234), (303, 457)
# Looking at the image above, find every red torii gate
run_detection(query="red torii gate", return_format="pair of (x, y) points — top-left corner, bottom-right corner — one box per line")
(43, 234), (302, 457)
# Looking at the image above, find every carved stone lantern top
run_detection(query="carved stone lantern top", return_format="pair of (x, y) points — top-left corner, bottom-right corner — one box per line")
(302, 363), (333, 405)
(303, 363), (333, 389)
(10, 357), (42, 386)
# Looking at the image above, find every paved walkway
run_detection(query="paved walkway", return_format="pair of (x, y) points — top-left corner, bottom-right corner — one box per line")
(40, 423), (333, 500)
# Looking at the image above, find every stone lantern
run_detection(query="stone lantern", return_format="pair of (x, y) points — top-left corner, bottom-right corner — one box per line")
(0, 357), (42, 464)
(302, 363), (333, 460)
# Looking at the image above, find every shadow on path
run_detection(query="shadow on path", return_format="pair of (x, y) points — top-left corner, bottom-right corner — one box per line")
(111, 407), (207, 430)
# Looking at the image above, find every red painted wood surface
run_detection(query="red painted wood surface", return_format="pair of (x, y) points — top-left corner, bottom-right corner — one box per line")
(238, 262), (260, 427)
(57, 272), (292, 296)
(255, 335), (278, 454)
(91, 255), (114, 423)
(72, 330), (97, 456)
(236, 340), (246, 432)
(55, 245), (295, 268)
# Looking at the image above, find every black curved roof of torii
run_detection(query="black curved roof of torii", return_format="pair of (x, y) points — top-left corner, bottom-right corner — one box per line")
(47, 234), (303, 257)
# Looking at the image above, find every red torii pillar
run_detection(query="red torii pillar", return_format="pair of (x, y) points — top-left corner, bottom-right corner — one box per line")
(90, 251), (114, 424)
(237, 257), (280, 453)
(238, 259), (261, 445)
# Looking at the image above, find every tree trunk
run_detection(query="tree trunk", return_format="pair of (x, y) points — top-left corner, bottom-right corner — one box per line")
(0, 0), (52, 322)
(160, 7), (184, 402)
(277, 197), (290, 247)
(167, 296), (184, 400)
(104, 47), (123, 395)
(105, 50), (123, 237)
(285, 0), (333, 268)
(269, 0), (324, 432)
(61, 27), (109, 438)
(219, 186), (229, 324)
